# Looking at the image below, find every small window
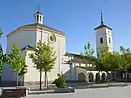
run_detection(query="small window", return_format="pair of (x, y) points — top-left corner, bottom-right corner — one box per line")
(100, 37), (103, 44)
(109, 37), (111, 43)
(37, 15), (39, 21)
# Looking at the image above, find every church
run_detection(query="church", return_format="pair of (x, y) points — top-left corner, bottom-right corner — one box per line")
(1, 10), (113, 86)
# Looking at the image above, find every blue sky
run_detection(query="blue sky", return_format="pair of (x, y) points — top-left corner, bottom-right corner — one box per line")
(0, 0), (131, 55)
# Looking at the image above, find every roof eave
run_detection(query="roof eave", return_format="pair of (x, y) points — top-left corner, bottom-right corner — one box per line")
(94, 25), (112, 30)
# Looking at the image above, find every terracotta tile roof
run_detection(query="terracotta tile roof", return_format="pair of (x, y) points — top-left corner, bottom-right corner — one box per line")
(94, 24), (112, 30)
(76, 66), (97, 71)
(65, 52), (90, 63)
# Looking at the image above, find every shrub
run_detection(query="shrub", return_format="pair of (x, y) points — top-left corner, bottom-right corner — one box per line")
(54, 73), (66, 88)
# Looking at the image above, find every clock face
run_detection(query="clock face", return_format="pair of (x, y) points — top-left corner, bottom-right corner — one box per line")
(49, 34), (56, 43)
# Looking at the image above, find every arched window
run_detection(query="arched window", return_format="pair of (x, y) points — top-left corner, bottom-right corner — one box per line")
(37, 15), (39, 21)
(100, 37), (103, 44)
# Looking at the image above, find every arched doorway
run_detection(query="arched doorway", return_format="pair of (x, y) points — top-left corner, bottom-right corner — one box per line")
(112, 72), (116, 81)
(95, 72), (100, 82)
(78, 73), (86, 82)
(101, 73), (106, 82)
(88, 72), (94, 82)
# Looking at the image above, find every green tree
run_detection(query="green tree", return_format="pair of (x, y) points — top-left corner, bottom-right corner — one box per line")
(81, 42), (96, 83)
(8, 44), (27, 86)
(110, 52), (121, 72)
(119, 46), (131, 82)
(98, 47), (113, 81)
(94, 57), (104, 72)
(84, 42), (94, 57)
(0, 45), (8, 76)
(83, 42), (95, 69)
(99, 47), (126, 81)
(120, 46), (131, 72)
(0, 28), (4, 76)
(29, 40), (56, 90)
(108, 52), (122, 81)
(0, 29), (10, 83)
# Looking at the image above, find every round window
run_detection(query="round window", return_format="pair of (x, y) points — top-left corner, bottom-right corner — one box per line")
(49, 34), (56, 43)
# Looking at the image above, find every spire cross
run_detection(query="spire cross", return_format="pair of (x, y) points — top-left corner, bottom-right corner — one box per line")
(37, 4), (41, 12)
(101, 10), (104, 25)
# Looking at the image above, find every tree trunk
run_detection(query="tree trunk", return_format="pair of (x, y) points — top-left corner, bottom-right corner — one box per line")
(47, 73), (48, 89)
(125, 72), (127, 85)
(39, 68), (42, 90)
(16, 73), (18, 86)
(44, 71), (47, 87)
(106, 71), (110, 85)
(19, 76), (22, 86)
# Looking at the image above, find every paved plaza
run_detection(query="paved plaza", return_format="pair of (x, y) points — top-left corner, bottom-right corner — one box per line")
(27, 84), (131, 98)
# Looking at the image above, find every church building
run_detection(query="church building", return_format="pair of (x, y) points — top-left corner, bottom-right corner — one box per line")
(1, 10), (113, 86)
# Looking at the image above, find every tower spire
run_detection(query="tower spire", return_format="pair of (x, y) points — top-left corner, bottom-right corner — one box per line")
(37, 4), (40, 13)
(101, 10), (104, 25)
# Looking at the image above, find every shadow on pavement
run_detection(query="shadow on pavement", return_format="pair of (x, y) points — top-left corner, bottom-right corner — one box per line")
(74, 83), (129, 89)
(29, 91), (74, 95)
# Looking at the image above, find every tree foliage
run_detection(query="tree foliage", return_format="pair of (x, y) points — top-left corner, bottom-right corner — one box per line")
(94, 46), (131, 82)
(29, 40), (56, 89)
(98, 47), (112, 72)
(0, 29), (8, 76)
(0, 45), (8, 76)
(8, 44), (27, 75)
(82, 42), (95, 69)
(84, 42), (94, 57)
(119, 46), (131, 72)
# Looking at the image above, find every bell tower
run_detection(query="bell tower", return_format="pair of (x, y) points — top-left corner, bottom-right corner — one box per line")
(34, 5), (44, 24)
(94, 11), (113, 57)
